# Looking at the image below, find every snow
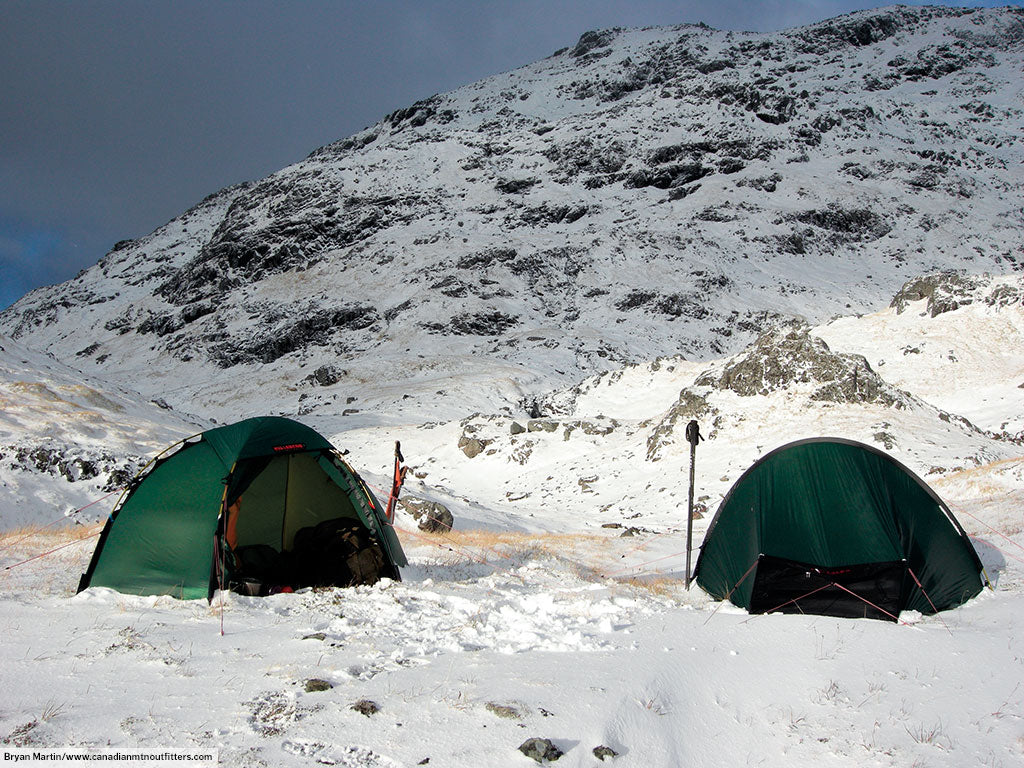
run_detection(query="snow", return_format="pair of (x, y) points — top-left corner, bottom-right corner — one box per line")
(3, 276), (1024, 765)
(2, 492), (1023, 767)
(1, 7), (1024, 766)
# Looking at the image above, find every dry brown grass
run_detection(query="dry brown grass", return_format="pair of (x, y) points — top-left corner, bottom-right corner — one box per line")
(0, 522), (103, 547)
(441, 529), (604, 551)
(401, 527), (609, 565)
(934, 455), (1024, 486)
(399, 526), (691, 597)
(613, 574), (688, 597)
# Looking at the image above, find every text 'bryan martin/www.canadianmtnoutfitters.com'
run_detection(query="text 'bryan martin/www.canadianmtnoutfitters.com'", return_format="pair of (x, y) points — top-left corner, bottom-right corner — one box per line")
(2, 750), (217, 766)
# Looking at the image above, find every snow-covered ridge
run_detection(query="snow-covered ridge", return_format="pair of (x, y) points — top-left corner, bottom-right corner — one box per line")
(1, 6), (1022, 424)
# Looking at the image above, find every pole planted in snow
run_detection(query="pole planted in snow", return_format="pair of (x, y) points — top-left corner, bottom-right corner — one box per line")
(685, 420), (702, 589)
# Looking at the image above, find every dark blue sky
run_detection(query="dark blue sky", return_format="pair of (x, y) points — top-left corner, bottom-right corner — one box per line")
(1, 0), (1018, 309)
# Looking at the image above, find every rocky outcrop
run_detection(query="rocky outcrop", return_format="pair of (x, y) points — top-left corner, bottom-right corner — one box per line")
(694, 321), (911, 408)
(399, 495), (455, 533)
(647, 390), (716, 462)
(1, 442), (143, 492)
(518, 738), (564, 763)
(890, 272), (982, 316)
(889, 272), (1023, 318)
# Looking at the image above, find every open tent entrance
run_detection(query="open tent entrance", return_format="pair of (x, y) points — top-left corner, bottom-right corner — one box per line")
(747, 555), (909, 621)
(224, 451), (392, 595)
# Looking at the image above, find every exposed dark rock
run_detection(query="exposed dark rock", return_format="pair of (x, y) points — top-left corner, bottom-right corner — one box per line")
(518, 738), (564, 763)
(907, 165), (945, 189)
(399, 495), (455, 533)
(496, 178), (538, 194)
(698, 81), (800, 124)
(695, 206), (738, 222)
(543, 137), (626, 184)
(718, 158), (746, 174)
(899, 43), (996, 81)
(304, 365), (345, 387)
(777, 232), (809, 255)
(736, 173), (782, 192)
(890, 272), (980, 316)
(425, 311), (520, 337)
(614, 289), (711, 320)
(76, 342), (102, 358)
(136, 313), (183, 337)
(593, 745), (619, 761)
(791, 9), (914, 54)
(794, 206), (891, 242)
(211, 306), (379, 367)
(385, 95), (454, 130)
(351, 699), (380, 716)
(3, 443), (144, 491)
(520, 204), (589, 226)
(431, 275), (472, 298)
(180, 302), (216, 325)
(694, 321), (909, 408)
(457, 248), (517, 270)
(572, 29), (617, 58)
(624, 163), (713, 191)
(158, 188), (421, 307)
(304, 679), (333, 692)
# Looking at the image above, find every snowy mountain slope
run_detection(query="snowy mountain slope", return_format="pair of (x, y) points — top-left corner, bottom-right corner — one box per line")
(0, 335), (205, 528)
(1, 5), (1023, 424)
(3, 272), (1020, 542)
(815, 271), (1024, 438)
(324, 275), (1022, 550)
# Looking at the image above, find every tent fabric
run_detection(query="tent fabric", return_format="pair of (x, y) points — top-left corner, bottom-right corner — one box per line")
(693, 438), (984, 619)
(78, 416), (407, 600)
(83, 439), (227, 599)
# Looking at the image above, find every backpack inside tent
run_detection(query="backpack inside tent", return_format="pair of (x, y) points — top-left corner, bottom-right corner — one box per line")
(78, 416), (407, 599)
(693, 438), (986, 621)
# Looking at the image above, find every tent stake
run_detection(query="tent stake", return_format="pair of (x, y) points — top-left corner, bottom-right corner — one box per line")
(684, 420), (703, 589)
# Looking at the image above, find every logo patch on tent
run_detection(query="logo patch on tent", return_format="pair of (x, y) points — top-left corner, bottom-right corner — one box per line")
(273, 443), (305, 452)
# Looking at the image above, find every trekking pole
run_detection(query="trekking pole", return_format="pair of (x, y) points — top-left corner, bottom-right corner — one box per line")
(684, 420), (703, 589)
(385, 441), (408, 524)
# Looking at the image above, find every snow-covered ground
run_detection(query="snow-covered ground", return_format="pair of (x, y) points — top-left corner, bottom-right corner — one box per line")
(1, 483), (1022, 767)
(2, 274), (1024, 766)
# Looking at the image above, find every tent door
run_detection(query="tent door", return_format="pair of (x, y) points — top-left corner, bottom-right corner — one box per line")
(748, 556), (908, 621)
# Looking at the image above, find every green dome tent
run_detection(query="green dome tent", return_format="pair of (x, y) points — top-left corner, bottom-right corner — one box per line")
(78, 416), (407, 600)
(693, 438), (986, 621)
